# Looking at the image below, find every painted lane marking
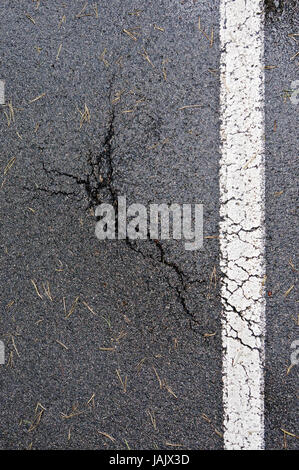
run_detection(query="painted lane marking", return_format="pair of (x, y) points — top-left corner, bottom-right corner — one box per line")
(219, 0), (266, 450)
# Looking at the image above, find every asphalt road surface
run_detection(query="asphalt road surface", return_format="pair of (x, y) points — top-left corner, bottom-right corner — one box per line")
(0, 0), (297, 451)
(264, 0), (298, 450)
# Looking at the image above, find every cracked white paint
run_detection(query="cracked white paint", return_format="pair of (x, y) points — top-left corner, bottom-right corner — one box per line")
(220, 0), (265, 450)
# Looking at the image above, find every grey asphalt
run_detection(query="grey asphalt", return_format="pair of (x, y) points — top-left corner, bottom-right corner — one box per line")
(0, 0), (297, 451)
(264, 0), (298, 451)
(0, 0), (222, 450)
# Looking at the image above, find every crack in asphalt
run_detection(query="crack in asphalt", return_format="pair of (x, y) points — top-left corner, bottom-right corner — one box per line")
(23, 80), (208, 333)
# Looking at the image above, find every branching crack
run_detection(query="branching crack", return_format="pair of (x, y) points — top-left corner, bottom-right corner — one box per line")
(27, 79), (207, 331)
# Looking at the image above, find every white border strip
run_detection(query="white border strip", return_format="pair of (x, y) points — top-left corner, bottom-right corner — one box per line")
(220, 0), (266, 450)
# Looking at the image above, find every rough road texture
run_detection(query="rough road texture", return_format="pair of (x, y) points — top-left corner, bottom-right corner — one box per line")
(0, 0), (223, 450)
(264, 0), (299, 451)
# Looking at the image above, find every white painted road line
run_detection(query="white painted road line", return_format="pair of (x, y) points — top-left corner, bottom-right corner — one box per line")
(219, 0), (266, 450)
(0, 80), (4, 104)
